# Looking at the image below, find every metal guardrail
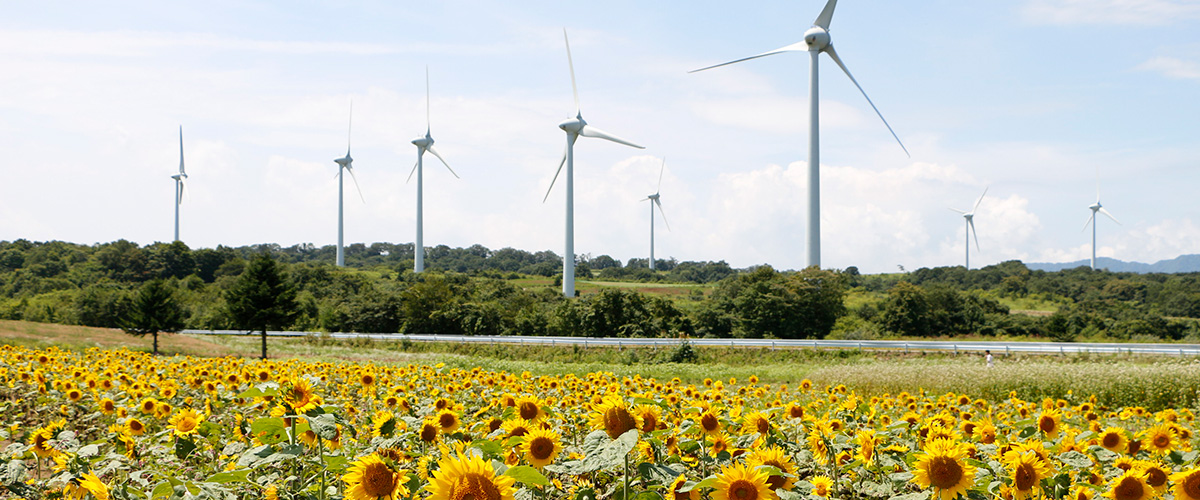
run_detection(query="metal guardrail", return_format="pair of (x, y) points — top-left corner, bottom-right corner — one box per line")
(181, 330), (1200, 356)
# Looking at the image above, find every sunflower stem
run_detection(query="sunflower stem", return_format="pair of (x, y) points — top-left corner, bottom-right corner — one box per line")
(624, 451), (631, 500)
(317, 433), (327, 500)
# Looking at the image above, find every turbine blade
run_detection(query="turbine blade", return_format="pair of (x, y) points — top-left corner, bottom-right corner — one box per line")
(543, 144), (568, 203)
(177, 179), (186, 205)
(656, 158), (666, 193)
(1099, 207), (1121, 225)
(824, 44), (910, 158)
(1095, 166), (1101, 202)
(1082, 212), (1095, 232)
(346, 166), (365, 203)
(425, 65), (431, 134)
(689, 42), (808, 73)
(814, 0), (839, 29)
(563, 28), (580, 114)
(406, 159), (419, 184)
(655, 198), (670, 231)
(968, 218), (980, 251)
(973, 186), (989, 213)
(949, 207), (967, 215)
(178, 126), (185, 175)
(579, 124), (644, 149)
(427, 145), (459, 179)
(346, 101), (353, 154)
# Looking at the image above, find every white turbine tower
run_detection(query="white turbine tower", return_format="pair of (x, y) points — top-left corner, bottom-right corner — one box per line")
(544, 29), (645, 298)
(333, 104), (365, 267)
(643, 159), (670, 271)
(1083, 174), (1120, 270)
(950, 187), (987, 269)
(171, 126), (188, 243)
(691, 0), (908, 269)
(408, 68), (459, 273)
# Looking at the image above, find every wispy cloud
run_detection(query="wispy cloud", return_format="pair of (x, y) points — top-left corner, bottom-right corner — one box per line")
(1138, 56), (1200, 80)
(1021, 0), (1200, 25)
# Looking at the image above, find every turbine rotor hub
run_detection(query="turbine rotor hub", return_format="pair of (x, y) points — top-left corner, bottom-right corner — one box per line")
(804, 27), (830, 51)
(412, 136), (434, 148)
(1090, 202), (1101, 210)
(559, 117), (585, 133)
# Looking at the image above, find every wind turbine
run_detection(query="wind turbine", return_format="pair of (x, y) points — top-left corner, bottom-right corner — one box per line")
(643, 159), (670, 271)
(544, 29), (645, 298)
(1083, 173), (1119, 270)
(171, 126), (188, 243)
(949, 187), (987, 269)
(408, 68), (459, 273)
(333, 104), (365, 267)
(690, 0), (908, 269)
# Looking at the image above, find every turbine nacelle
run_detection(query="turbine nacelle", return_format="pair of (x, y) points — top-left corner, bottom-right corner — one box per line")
(412, 134), (434, 149)
(171, 173), (187, 181)
(804, 27), (831, 51)
(335, 155), (352, 168)
(646, 193), (660, 201)
(1089, 202), (1102, 211)
(558, 115), (586, 134)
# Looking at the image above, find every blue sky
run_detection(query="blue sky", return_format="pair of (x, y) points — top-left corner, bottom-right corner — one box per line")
(1, 0), (1198, 273)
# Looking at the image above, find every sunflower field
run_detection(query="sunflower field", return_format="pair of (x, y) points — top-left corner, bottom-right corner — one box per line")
(2, 344), (1199, 500)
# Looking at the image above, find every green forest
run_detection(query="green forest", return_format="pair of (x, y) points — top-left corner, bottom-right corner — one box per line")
(2, 239), (1200, 342)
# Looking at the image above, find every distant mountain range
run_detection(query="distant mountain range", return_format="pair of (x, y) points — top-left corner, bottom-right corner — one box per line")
(1025, 255), (1200, 274)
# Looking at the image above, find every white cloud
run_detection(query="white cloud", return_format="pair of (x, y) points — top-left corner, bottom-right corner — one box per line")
(1022, 0), (1200, 25)
(1138, 56), (1200, 81)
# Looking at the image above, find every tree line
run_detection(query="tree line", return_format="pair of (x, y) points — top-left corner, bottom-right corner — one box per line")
(2, 239), (1198, 358)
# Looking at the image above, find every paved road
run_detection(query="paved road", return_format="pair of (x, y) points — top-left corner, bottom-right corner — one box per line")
(182, 330), (1200, 356)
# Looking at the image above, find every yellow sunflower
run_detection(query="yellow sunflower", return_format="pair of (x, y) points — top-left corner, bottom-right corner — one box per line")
(30, 423), (62, 458)
(282, 377), (322, 413)
(670, 474), (700, 500)
(343, 453), (410, 500)
(709, 430), (734, 456)
(521, 427), (564, 468)
(1135, 461), (1169, 495)
(169, 409), (204, 438)
(427, 451), (517, 500)
(811, 476), (834, 498)
(435, 409), (461, 434)
(514, 395), (547, 423)
(419, 418), (439, 443)
(807, 429), (831, 466)
(501, 418), (534, 438)
(1070, 486), (1095, 500)
(372, 410), (398, 438)
(1142, 424), (1176, 455)
(698, 408), (722, 436)
(139, 397), (159, 415)
(75, 472), (110, 500)
(746, 446), (798, 492)
(634, 404), (663, 433)
(1103, 469), (1152, 500)
(857, 429), (881, 466)
(1099, 427), (1129, 453)
(1004, 450), (1049, 500)
(911, 439), (977, 500)
(973, 418), (998, 444)
(590, 396), (641, 440)
(741, 411), (772, 436)
(1171, 468), (1200, 500)
(711, 462), (777, 500)
(1037, 410), (1062, 438)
